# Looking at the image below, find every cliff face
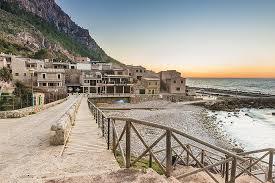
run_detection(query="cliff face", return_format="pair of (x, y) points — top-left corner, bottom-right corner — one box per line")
(0, 0), (120, 63)
(8, 0), (101, 52)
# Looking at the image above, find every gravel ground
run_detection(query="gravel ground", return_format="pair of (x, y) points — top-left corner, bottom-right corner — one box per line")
(104, 100), (237, 159)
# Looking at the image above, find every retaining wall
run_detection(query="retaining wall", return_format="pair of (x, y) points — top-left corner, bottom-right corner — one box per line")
(0, 98), (68, 119)
(50, 96), (82, 146)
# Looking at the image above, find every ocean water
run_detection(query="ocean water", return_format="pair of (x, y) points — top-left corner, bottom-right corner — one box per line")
(190, 78), (275, 151)
(186, 78), (275, 95)
(208, 109), (275, 151)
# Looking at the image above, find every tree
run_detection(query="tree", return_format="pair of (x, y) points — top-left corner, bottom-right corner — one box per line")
(32, 49), (51, 59)
(0, 67), (12, 83)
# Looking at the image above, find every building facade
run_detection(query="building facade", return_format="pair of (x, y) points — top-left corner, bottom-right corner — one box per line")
(159, 70), (186, 95)
(133, 77), (160, 94)
(36, 69), (66, 92)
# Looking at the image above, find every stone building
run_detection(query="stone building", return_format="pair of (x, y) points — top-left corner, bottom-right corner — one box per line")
(36, 69), (66, 92)
(45, 62), (69, 69)
(80, 71), (132, 94)
(127, 65), (147, 81)
(159, 70), (186, 95)
(133, 77), (160, 94)
(74, 56), (90, 62)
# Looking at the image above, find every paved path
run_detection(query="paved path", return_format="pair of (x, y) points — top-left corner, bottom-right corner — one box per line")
(61, 98), (119, 174)
(0, 96), (120, 183)
(0, 95), (79, 182)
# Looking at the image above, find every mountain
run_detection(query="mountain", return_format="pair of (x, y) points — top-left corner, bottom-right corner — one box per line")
(0, 0), (120, 63)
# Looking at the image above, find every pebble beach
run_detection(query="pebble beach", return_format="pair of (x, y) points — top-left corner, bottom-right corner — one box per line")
(103, 100), (239, 156)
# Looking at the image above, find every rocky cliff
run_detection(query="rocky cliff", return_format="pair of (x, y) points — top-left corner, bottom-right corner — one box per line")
(0, 0), (119, 63)
(9, 0), (101, 51)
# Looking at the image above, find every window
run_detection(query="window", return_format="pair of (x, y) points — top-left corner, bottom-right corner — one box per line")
(155, 82), (158, 85)
(34, 73), (37, 77)
(57, 74), (61, 79)
(84, 80), (89, 83)
(136, 70), (139, 73)
(43, 83), (47, 86)
(174, 80), (176, 83)
(140, 70), (142, 73)
(118, 71), (123, 75)
(24, 73), (27, 76)
(181, 80), (184, 84)
(15, 73), (19, 76)
(148, 82), (151, 85)
(176, 87), (180, 91)
(42, 73), (46, 79)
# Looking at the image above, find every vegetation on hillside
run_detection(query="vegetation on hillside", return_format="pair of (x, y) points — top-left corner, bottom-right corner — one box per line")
(0, 38), (33, 57)
(0, 67), (12, 83)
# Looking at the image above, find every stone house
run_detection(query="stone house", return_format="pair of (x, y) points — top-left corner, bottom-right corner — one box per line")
(10, 57), (45, 85)
(45, 62), (69, 69)
(133, 77), (160, 95)
(127, 65), (147, 81)
(74, 56), (90, 62)
(36, 69), (66, 92)
(159, 70), (186, 95)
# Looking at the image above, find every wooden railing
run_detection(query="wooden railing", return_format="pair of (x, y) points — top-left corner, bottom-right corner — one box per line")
(88, 100), (275, 183)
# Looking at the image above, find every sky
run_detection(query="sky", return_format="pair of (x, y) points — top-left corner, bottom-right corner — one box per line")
(57, 0), (275, 78)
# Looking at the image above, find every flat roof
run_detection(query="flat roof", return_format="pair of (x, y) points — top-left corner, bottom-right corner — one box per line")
(143, 77), (160, 81)
(36, 69), (65, 73)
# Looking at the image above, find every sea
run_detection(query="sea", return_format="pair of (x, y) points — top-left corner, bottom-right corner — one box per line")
(186, 78), (275, 95)
(186, 78), (275, 152)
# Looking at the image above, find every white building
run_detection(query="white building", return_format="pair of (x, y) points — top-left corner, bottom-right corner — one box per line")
(76, 62), (92, 71)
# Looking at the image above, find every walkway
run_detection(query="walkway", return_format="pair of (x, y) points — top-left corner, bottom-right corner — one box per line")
(61, 97), (120, 174)
(0, 96), (79, 182)
(0, 96), (119, 183)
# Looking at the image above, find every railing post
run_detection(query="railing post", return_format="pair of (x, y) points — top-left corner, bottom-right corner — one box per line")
(102, 115), (105, 136)
(230, 157), (237, 183)
(125, 121), (131, 168)
(201, 150), (205, 165)
(186, 144), (190, 166)
(149, 154), (152, 168)
(107, 118), (110, 150)
(166, 129), (172, 177)
(112, 120), (116, 155)
(225, 156), (229, 183)
(267, 150), (274, 182)
(95, 109), (98, 123)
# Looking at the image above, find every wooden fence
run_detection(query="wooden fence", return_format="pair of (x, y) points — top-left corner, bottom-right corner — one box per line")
(88, 100), (274, 183)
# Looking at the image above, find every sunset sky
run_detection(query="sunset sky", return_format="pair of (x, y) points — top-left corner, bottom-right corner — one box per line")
(57, 0), (275, 78)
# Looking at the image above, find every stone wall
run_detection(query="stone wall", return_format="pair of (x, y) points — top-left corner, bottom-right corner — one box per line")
(50, 96), (82, 146)
(161, 94), (196, 102)
(130, 94), (161, 104)
(0, 98), (68, 119)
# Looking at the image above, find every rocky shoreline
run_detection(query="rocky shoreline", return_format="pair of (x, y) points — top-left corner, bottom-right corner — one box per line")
(196, 96), (275, 112)
(188, 86), (275, 98)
